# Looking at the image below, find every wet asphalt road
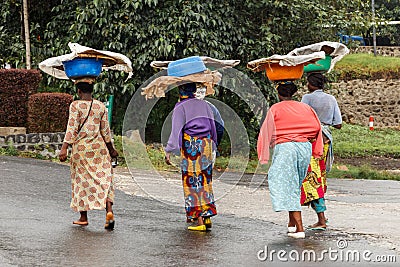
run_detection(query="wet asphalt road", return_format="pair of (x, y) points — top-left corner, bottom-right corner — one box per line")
(0, 156), (398, 266)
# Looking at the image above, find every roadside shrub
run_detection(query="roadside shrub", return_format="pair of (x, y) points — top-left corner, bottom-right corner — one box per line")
(28, 93), (73, 133)
(0, 69), (42, 127)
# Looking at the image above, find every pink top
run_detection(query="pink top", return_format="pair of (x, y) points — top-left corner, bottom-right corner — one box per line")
(257, 100), (323, 164)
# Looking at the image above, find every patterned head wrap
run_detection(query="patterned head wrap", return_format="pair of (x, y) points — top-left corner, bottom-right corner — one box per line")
(178, 82), (196, 100)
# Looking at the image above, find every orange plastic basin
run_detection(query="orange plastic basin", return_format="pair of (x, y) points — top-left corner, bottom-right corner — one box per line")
(265, 63), (304, 81)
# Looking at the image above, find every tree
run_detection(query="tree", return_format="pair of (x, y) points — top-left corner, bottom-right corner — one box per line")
(22, 0), (31, 69)
(374, 0), (400, 45)
(0, 0), (371, 149)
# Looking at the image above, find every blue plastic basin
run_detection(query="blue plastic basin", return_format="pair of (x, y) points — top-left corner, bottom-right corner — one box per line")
(167, 56), (206, 77)
(62, 58), (103, 79)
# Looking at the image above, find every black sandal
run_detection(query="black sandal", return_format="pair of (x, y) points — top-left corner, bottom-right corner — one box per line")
(204, 217), (212, 229)
(104, 212), (115, 230)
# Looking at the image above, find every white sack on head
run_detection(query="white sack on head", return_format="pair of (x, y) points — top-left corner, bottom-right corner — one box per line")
(141, 70), (222, 100)
(150, 56), (240, 70)
(288, 41), (350, 72)
(39, 42), (133, 80)
(247, 51), (325, 72)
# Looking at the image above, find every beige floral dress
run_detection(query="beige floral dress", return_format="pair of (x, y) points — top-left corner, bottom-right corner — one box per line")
(64, 99), (114, 212)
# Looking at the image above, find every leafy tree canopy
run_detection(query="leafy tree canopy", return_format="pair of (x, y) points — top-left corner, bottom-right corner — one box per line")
(0, 0), (371, 149)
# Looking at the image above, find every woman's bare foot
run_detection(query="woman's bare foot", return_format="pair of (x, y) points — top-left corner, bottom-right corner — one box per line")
(73, 211), (88, 225)
(308, 222), (327, 229)
(308, 212), (328, 229)
(73, 220), (88, 226)
(289, 211), (304, 233)
(197, 216), (205, 226)
(287, 212), (299, 232)
(187, 216), (207, 231)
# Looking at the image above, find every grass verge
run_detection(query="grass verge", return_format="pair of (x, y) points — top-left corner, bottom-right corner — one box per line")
(332, 123), (400, 158)
(330, 164), (400, 181)
(2, 123), (399, 181)
(334, 53), (400, 80)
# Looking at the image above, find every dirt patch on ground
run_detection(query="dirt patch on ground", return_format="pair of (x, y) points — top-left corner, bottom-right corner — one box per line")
(336, 156), (400, 171)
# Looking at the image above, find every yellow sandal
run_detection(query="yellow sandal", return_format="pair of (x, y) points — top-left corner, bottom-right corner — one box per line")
(188, 224), (207, 231)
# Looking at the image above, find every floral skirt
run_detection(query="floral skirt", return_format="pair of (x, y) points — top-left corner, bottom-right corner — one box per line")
(70, 137), (114, 212)
(300, 143), (329, 205)
(180, 133), (217, 220)
(268, 141), (312, 212)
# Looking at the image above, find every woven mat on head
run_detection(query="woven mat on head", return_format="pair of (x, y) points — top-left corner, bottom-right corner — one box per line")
(288, 41), (350, 72)
(150, 56), (240, 70)
(141, 69), (222, 99)
(247, 51), (325, 72)
(39, 42), (133, 80)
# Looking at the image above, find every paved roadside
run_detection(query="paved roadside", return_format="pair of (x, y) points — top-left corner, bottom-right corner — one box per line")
(0, 156), (398, 266)
(115, 167), (400, 252)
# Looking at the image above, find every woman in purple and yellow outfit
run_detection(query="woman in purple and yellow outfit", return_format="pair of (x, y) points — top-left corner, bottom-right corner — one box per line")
(143, 56), (239, 231)
(165, 82), (217, 231)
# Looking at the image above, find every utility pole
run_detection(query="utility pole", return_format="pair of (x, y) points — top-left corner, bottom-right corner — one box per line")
(372, 0), (377, 56)
(23, 0), (31, 69)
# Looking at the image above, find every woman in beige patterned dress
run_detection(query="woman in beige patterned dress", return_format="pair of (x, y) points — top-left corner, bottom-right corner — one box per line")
(59, 81), (118, 230)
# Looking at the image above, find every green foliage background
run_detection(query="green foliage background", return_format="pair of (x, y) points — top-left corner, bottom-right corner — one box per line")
(0, 0), (380, 152)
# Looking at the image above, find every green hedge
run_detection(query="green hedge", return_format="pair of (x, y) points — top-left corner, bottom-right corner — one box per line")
(28, 93), (73, 133)
(0, 69), (41, 127)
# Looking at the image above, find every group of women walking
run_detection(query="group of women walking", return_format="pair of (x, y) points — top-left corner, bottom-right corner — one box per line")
(59, 56), (341, 239)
